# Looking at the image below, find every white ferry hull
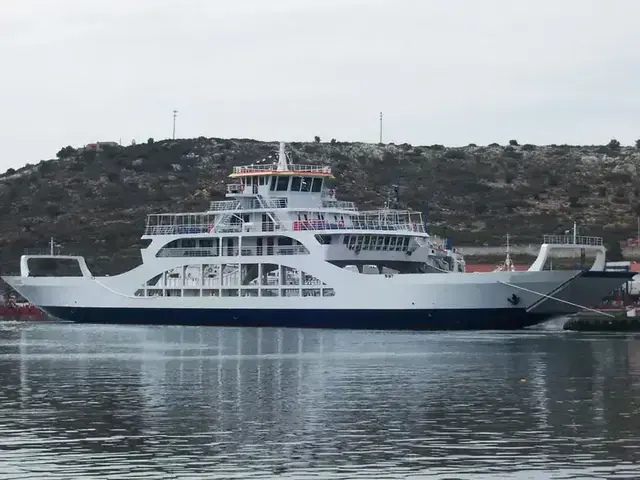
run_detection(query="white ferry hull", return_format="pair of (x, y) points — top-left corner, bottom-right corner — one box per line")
(3, 269), (631, 330)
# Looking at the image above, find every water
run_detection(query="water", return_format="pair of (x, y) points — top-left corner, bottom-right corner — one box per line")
(1, 323), (640, 479)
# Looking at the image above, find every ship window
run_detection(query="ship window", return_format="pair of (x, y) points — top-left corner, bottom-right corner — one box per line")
(270, 177), (277, 191)
(403, 237), (410, 247)
(276, 177), (289, 191)
(311, 178), (323, 192)
(301, 177), (312, 192)
(260, 176), (266, 185)
(315, 234), (332, 244)
(343, 235), (349, 245)
(291, 177), (302, 191)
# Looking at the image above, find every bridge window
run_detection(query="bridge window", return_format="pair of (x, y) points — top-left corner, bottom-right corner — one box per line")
(276, 177), (289, 191)
(301, 177), (312, 192)
(311, 178), (323, 192)
(291, 176), (301, 191)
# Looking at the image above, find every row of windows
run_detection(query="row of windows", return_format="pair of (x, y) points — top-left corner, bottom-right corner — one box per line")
(270, 176), (324, 192)
(343, 235), (412, 251)
(135, 287), (335, 297)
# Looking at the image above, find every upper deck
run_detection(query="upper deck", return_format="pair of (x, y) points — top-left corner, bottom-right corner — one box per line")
(142, 141), (427, 237)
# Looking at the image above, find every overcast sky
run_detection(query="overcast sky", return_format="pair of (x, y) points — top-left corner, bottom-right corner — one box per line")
(1, 0), (639, 170)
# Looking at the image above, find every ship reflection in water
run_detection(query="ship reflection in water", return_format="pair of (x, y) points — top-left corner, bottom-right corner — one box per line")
(1, 324), (640, 479)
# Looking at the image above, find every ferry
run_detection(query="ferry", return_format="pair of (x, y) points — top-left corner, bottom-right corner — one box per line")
(1, 142), (633, 329)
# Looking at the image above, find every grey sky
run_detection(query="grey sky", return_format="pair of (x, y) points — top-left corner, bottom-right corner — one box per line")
(1, 0), (640, 170)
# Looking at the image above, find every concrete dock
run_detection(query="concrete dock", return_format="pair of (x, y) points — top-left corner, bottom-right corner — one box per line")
(563, 310), (640, 332)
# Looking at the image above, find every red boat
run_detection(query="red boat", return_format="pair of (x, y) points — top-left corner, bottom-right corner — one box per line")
(0, 296), (46, 320)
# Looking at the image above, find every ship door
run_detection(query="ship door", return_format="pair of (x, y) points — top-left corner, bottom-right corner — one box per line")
(257, 237), (263, 256)
(226, 237), (235, 256)
(266, 237), (275, 256)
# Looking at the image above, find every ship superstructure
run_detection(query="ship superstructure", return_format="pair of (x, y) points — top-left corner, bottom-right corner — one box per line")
(1, 142), (633, 329)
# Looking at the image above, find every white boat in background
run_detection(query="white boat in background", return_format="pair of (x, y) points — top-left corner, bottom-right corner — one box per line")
(1, 142), (633, 330)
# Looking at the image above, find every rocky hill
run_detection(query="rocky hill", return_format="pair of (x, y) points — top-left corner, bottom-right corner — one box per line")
(0, 137), (638, 276)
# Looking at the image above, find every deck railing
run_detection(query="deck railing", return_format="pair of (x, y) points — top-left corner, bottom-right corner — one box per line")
(543, 235), (603, 246)
(233, 164), (332, 175)
(209, 200), (241, 211)
(321, 200), (357, 211)
(145, 220), (426, 236)
(23, 249), (80, 257)
(156, 245), (309, 258)
(248, 198), (288, 209)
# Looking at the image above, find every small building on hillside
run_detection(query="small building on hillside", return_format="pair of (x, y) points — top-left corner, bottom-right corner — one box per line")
(81, 141), (120, 152)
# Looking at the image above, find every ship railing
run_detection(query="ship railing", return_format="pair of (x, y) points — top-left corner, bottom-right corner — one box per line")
(239, 245), (309, 256)
(289, 220), (425, 233)
(208, 200), (242, 211)
(248, 197), (288, 209)
(233, 164), (331, 175)
(145, 224), (211, 235)
(359, 209), (425, 223)
(543, 235), (604, 247)
(321, 200), (357, 211)
(156, 248), (219, 258)
(156, 245), (309, 258)
(145, 220), (427, 235)
(145, 213), (220, 235)
(23, 248), (79, 256)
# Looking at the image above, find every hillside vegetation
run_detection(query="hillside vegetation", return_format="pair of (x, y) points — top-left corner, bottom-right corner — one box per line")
(0, 137), (638, 275)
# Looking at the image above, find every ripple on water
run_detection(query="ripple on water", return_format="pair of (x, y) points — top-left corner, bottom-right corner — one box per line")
(0, 325), (640, 479)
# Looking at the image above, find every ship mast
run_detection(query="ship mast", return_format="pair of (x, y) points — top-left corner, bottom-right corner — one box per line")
(504, 233), (514, 271)
(276, 141), (289, 172)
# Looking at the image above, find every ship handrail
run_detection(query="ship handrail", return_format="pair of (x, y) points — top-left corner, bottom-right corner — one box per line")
(233, 164), (331, 175)
(155, 245), (309, 257)
(542, 235), (603, 246)
(144, 220), (426, 235)
(321, 200), (357, 211)
(208, 200), (242, 211)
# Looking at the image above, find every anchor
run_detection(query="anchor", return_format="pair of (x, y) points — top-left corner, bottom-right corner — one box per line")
(507, 293), (521, 306)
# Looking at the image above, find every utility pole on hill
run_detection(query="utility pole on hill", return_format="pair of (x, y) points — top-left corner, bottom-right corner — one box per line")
(379, 112), (383, 144)
(172, 110), (178, 139)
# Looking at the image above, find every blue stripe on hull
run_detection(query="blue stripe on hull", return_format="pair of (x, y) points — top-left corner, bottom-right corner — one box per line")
(42, 307), (553, 330)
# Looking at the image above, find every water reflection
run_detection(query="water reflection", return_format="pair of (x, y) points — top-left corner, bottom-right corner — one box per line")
(0, 324), (639, 478)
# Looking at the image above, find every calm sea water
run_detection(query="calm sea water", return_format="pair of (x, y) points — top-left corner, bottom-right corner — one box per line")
(0, 322), (639, 479)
